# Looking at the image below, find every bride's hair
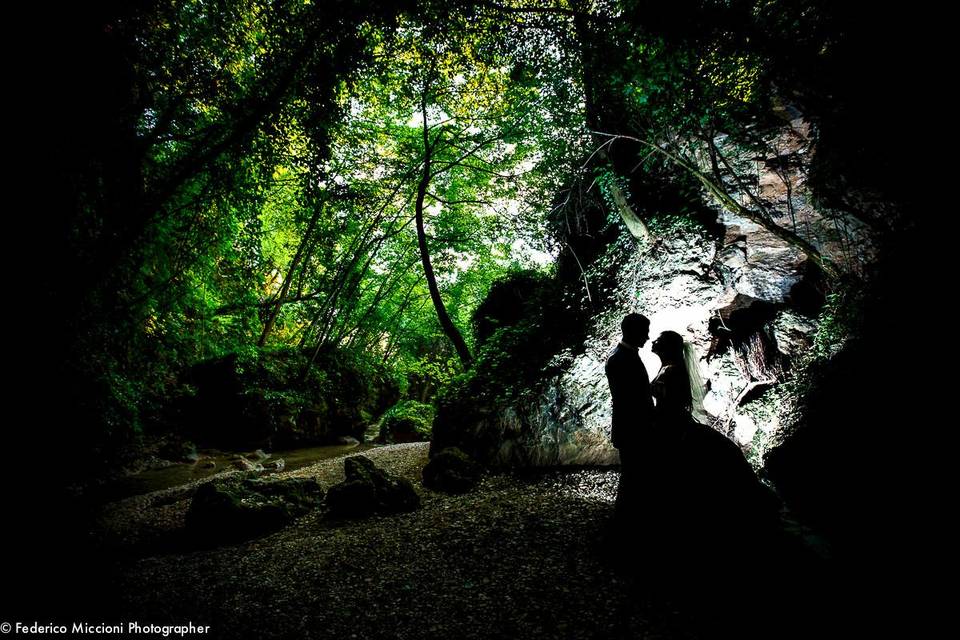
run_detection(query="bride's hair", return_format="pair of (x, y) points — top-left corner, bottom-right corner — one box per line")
(656, 331), (685, 360)
(659, 330), (709, 423)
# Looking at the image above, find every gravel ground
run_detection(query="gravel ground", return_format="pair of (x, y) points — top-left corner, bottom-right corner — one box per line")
(89, 443), (708, 639)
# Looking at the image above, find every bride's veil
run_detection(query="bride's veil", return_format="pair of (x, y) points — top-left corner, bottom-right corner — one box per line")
(682, 341), (709, 424)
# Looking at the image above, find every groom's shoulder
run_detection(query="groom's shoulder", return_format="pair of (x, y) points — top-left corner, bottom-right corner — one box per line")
(605, 344), (626, 367)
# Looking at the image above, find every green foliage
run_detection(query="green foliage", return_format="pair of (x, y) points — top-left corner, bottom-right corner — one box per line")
(378, 400), (436, 444)
(595, 169), (632, 226)
(169, 344), (399, 448)
(787, 284), (864, 392)
(736, 392), (782, 470)
(472, 270), (559, 346)
(808, 290), (863, 362)
(645, 210), (710, 237)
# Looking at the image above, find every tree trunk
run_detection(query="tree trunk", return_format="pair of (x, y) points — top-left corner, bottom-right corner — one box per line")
(258, 204), (322, 347)
(416, 94), (473, 367)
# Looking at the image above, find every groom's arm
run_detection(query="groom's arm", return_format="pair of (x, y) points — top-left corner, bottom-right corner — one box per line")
(606, 357), (635, 448)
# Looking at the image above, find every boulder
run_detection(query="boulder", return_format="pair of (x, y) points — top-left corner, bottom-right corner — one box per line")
(377, 400), (435, 444)
(276, 401), (367, 448)
(186, 476), (324, 542)
(232, 457), (263, 472)
(326, 480), (379, 518)
(771, 310), (817, 361)
(264, 458), (285, 472)
(422, 447), (482, 494)
(326, 455), (420, 518)
(326, 401), (368, 443)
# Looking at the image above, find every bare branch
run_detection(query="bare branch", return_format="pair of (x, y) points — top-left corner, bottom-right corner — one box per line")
(426, 191), (494, 206)
(471, 0), (615, 22)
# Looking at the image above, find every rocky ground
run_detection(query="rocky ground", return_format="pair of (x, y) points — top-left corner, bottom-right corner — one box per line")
(81, 444), (834, 640)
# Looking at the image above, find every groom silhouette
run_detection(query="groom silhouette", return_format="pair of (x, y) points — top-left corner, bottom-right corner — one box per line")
(605, 313), (655, 523)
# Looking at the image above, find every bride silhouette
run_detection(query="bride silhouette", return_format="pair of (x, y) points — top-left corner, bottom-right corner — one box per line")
(649, 331), (780, 544)
(645, 334), (823, 640)
(651, 331), (708, 429)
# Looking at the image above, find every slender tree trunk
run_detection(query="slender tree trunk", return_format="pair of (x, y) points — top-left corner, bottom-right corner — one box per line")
(343, 255), (419, 348)
(258, 204), (322, 346)
(375, 281), (421, 359)
(416, 93), (473, 367)
(297, 179), (419, 349)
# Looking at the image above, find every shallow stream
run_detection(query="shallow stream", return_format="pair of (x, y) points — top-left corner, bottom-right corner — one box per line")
(97, 441), (375, 502)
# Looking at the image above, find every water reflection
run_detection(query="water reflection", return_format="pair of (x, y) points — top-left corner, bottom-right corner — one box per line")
(99, 441), (372, 502)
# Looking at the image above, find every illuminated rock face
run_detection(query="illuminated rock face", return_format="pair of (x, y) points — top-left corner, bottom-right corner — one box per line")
(493, 120), (864, 466)
(493, 219), (809, 466)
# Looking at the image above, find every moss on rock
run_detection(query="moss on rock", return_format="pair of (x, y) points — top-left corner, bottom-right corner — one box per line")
(378, 400), (435, 443)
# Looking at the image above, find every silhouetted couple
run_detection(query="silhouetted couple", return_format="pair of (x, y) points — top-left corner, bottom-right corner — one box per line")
(605, 313), (780, 562)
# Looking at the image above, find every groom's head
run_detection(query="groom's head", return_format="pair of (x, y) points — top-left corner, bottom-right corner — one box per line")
(621, 313), (650, 348)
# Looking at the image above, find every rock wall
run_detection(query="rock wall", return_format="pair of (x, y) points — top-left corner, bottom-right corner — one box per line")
(490, 119), (866, 467)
